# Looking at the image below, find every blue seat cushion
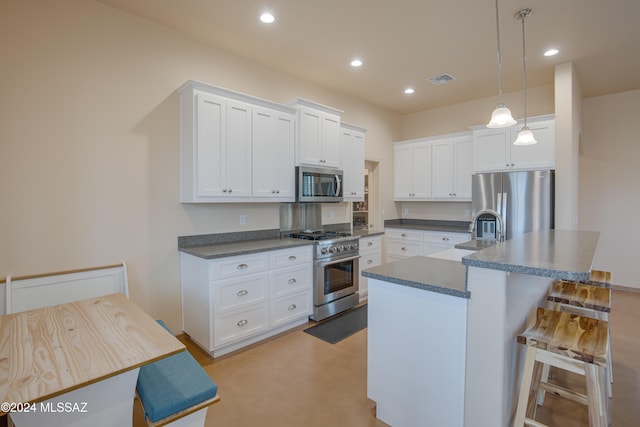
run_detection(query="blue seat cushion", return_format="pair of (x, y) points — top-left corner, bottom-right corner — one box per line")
(136, 320), (218, 423)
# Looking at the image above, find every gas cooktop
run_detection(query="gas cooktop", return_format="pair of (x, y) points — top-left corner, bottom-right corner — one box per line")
(286, 230), (352, 241)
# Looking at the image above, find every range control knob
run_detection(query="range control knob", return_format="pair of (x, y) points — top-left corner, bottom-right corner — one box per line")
(328, 246), (337, 254)
(338, 245), (345, 252)
(346, 244), (352, 250)
(353, 242), (359, 250)
(320, 247), (329, 255)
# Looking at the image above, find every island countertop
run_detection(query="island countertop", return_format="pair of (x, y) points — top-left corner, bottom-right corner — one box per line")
(462, 229), (600, 281)
(362, 256), (469, 298)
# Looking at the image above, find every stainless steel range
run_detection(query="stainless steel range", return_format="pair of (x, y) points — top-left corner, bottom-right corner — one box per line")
(287, 230), (360, 321)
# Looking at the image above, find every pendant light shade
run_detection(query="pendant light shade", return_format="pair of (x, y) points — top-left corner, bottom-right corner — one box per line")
(487, 0), (516, 128)
(513, 9), (537, 145)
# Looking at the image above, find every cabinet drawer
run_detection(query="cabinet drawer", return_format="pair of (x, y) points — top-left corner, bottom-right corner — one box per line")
(386, 240), (422, 257)
(360, 236), (382, 252)
(423, 231), (470, 245)
(270, 265), (312, 297)
(215, 305), (268, 347)
(360, 251), (382, 270)
(212, 253), (269, 279)
(271, 292), (311, 328)
(385, 228), (423, 241)
(216, 275), (267, 312)
(269, 246), (312, 269)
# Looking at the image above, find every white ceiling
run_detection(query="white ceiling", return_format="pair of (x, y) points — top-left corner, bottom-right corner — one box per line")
(96, 0), (640, 114)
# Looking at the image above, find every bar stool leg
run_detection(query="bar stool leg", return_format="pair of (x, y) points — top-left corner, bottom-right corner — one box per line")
(585, 364), (608, 427)
(513, 345), (537, 427)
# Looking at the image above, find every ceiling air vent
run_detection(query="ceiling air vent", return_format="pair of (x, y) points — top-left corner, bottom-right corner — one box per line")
(427, 73), (456, 85)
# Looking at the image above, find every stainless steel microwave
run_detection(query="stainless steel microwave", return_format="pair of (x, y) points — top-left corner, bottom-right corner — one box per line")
(296, 166), (343, 203)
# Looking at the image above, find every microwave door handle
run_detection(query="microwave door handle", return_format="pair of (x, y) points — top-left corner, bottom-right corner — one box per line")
(334, 174), (341, 197)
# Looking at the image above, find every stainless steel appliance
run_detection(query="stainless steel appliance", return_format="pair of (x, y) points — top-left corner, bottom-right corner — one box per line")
(286, 230), (360, 321)
(296, 166), (343, 203)
(470, 170), (554, 241)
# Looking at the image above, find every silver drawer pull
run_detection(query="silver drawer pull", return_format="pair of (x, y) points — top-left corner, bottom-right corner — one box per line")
(442, 237), (450, 241)
(401, 247), (407, 251)
(288, 255), (297, 261)
(288, 278), (297, 285)
(237, 319), (248, 327)
(288, 304), (297, 311)
(237, 263), (248, 270)
(237, 289), (248, 297)
(367, 259), (373, 264)
(401, 233), (407, 237)
(367, 242), (374, 247)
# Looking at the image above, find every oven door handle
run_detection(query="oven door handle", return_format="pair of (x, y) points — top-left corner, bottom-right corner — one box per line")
(318, 254), (360, 267)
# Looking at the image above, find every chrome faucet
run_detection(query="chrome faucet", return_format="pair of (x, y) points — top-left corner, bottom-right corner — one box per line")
(469, 209), (505, 242)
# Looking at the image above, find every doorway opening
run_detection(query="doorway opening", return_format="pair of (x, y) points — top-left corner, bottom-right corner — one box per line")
(352, 160), (380, 231)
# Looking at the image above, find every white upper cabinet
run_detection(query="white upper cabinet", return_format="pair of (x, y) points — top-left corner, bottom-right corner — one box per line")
(290, 98), (343, 168)
(472, 115), (555, 172)
(431, 135), (473, 201)
(394, 132), (472, 202)
(341, 123), (366, 201)
(252, 106), (295, 201)
(179, 80), (295, 203)
(394, 141), (432, 200)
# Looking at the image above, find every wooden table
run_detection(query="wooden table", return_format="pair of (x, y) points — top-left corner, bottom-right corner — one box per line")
(0, 293), (185, 427)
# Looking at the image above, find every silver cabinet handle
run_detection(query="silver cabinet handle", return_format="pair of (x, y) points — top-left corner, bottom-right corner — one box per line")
(237, 263), (248, 270)
(442, 237), (450, 241)
(367, 242), (373, 246)
(228, 189), (232, 193)
(401, 233), (407, 237)
(367, 259), (373, 264)
(288, 304), (297, 311)
(237, 289), (248, 297)
(401, 247), (407, 251)
(288, 278), (297, 285)
(237, 319), (248, 327)
(288, 255), (297, 261)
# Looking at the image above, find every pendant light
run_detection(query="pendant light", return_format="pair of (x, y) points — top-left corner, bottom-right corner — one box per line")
(487, 0), (516, 128)
(513, 9), (537, 145)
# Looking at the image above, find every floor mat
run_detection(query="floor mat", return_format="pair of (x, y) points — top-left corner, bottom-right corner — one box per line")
(303, 304), (367, 344)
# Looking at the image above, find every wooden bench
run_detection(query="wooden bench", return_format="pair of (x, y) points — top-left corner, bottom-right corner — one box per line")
(5, 262), (129, 313)
(136, 320), (220, 427)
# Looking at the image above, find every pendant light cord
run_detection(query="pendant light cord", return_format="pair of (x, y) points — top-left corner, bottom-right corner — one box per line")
(518, 10), (530, 128)
(495, 0), (504, 103)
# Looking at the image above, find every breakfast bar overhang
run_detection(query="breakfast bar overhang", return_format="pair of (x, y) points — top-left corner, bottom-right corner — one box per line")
(363, 229), (600, 427)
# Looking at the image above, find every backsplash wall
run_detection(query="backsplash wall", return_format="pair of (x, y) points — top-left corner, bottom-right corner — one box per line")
(399, 201), (472, 222)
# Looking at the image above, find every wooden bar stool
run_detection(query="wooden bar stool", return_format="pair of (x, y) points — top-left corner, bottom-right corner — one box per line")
(513, 307), (610, 427)
(545, 279), (613, 400)
(585, 270), (612, 288)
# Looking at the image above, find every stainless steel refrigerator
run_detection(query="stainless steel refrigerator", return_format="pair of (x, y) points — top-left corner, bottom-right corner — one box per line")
(471, 170), (555, 240)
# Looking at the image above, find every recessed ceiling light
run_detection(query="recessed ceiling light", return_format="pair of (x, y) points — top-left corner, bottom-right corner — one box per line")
(404, 88), (415, 94)
(350, 59), (363, 67)
(260, 12), (275, 24)
(544, 48), (559, 57)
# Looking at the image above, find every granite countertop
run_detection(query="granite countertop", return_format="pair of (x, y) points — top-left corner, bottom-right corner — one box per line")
(455, 239), (498, 251)
(352, 229), (385, 238)
(362, 256), (469, 299)
(179, 237), (314, 259)
(384, 219), (471, 233)
(462, 229), (600, 282)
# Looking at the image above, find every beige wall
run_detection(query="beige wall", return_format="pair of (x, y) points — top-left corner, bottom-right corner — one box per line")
(0, 0), (400, 329)
(580, 90), (640, 289)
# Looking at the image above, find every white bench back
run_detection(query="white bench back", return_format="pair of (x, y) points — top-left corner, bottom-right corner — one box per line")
(5, 262), (129, 314)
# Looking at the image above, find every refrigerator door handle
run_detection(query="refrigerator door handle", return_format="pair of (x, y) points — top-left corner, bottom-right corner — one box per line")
(496, 192), (503, 216)
(501, 192), (508, 239)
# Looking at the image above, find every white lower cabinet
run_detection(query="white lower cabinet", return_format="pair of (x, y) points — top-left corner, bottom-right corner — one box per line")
(385, 228), (471, 260)
(181, 245), (312, 357)
(358, 235), (382, 301)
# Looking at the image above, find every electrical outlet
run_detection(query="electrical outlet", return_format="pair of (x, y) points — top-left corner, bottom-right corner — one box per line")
(465, 209), (471, 217)
(239, 214), (246, 225)
(403, 208), (409, 216)
(329, 210), (336, 219)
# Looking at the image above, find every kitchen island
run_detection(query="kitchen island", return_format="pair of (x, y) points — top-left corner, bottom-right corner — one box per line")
(363, 229), (600, 427)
